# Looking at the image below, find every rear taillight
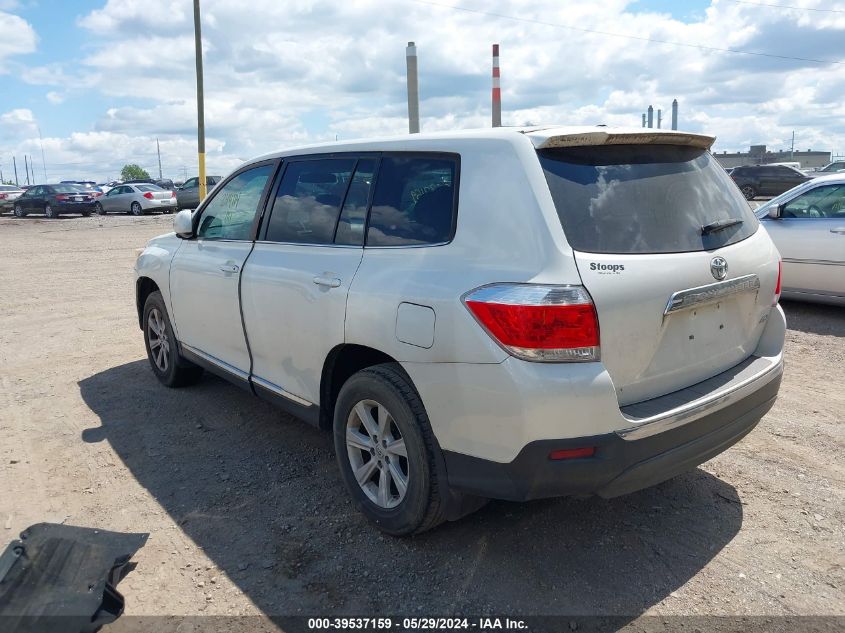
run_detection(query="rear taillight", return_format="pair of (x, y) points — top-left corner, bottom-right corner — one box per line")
(0, 194), (6, 200)
(55, 194), (70, 201)
(774, 260), (782, 305)
(171, 191), (176, 198)
(143, 192), (154, 200)
(463, 284), (600, 362)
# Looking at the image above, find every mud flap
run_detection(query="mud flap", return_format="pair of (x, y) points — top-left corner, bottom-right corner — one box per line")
(0, 523), (148, 633)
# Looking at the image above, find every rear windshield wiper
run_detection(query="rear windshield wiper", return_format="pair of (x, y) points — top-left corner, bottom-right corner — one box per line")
(701, 218), (744, 235)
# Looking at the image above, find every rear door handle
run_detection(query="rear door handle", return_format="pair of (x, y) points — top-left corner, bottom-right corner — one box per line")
(830, 228), (845, 234)
(219, 263), (240, 274)
(313, 275), (341, 288)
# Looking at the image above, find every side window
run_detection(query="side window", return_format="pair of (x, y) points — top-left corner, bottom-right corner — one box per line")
(264, 158), (356, 244)
(196, 164), (274, 240)
(782, 185), (845, 219)
(183, 178), (198, 189)
(335, 159), (376, 246)
(366, 156), (457, 246)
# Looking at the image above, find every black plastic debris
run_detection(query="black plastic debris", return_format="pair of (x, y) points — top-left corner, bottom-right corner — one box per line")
(0, 523), (148, 633)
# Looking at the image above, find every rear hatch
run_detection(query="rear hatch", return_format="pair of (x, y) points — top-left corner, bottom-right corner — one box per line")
(534, 131), (777, 406)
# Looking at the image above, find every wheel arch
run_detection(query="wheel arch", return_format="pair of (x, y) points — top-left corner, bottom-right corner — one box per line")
(319, 344), (411, 431)
(136, 276), (160, 329)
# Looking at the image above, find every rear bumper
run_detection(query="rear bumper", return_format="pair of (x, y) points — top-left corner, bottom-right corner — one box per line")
(443, 363), (781, 501)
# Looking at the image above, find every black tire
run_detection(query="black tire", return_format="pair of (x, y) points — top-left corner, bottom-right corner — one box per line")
(81, 208), (92, 217)
(13, 204), (26, 218)
(333, 363), (448, 535)
(95, 202), (106, 215)
(130, 202), (143, 216)
(142, 291), (203, 388)
(740, 184), (756, 200)
(44, 203), (59, 219)
(162, 207), (173, 215)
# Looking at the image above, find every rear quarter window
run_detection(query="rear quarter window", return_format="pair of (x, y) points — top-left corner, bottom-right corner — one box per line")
(538, 145), (759, 254)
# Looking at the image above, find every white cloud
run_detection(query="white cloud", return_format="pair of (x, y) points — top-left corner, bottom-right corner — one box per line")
(3, 0), (845, 181)
(46, 91), (65, 105)
(0, 10), (36, 65)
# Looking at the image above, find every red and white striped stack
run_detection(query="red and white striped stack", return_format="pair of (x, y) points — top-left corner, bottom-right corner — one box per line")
(492, 44), (501, 128)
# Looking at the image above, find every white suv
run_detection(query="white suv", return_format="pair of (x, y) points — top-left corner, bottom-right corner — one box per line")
(135, 127), (785, 535)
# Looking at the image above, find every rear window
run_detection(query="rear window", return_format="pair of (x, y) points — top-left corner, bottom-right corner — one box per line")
(137, 184), (163, 192)
(538, 145), (758, 254)
(52, 184), (82, 193)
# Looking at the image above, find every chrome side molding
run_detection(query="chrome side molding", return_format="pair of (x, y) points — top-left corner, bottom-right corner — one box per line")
(664, 274), (760, 316)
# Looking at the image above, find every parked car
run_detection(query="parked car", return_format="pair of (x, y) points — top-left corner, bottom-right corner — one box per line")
(154, 178), (175, 190)
(135, 127), (785, 534)
(811, 160), (845, 174)
(62, 181), (104, 198)
(0, 184), (26, 211)
(730, 164), (810, 200)
(95, 183), (176, 216)
(175, 175), (221, 210)
(13, 183), (97, 218)
(756, 174), (845, 305)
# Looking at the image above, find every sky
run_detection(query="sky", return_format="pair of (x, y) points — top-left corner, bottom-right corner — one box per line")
(1, 0), (844, 183)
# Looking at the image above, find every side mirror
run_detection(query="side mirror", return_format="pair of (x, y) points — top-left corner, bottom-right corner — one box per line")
(174, 209), (194, 238)
(767, 206), (781, 219)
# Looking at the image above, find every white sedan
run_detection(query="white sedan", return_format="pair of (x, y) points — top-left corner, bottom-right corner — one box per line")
(756, 173), (845, 305)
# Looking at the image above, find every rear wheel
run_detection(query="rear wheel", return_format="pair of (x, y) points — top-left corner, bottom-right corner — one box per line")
(44, 204), (59, 219)
(81, 208), (92, 217)
(740, 184), (756, 200)
(142, 291), (203, 387)
(130, 202), (143, 216)
(95, 202), (106, 215)
(333, 364), (448, 535)
(13, 204), (26, 218)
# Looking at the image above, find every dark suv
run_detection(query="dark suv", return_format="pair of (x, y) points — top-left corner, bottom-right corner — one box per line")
(730, 165), (810, 200)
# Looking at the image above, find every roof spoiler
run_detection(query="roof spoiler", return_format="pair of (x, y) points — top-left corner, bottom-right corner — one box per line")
(530, 130), (715, 151)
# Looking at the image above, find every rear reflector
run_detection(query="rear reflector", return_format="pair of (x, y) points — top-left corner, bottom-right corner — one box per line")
(774, 260), (782, 305)
(463, 284), (600, 362)
(549, 447), (596, 460)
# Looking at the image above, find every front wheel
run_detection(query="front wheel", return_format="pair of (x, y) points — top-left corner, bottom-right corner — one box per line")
(13, 204), (26, 218)
(333, 364), (448, 535)
(130, 202), (143, 216)
(740, 184), (756, 200)
(44, 204), (59, 219)
(95, 202), (106, 215)
(142, 291), (203, 387)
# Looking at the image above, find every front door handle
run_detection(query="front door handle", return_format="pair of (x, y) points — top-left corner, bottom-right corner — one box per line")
(220, 263), (240, 274)
(313, 275), (341, 288)
(830, 228), (845, 235)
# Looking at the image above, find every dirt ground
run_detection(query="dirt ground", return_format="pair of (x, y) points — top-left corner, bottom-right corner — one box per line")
(0, 212), (843, 625)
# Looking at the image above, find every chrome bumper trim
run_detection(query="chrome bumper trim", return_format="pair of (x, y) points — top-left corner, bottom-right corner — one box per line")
(616, 355), (783, 441)
(251, 376), (314, 407)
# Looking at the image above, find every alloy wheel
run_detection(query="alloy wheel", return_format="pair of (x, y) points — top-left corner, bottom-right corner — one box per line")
(345, 399), (409, 509)
(147, 308), (170, 373)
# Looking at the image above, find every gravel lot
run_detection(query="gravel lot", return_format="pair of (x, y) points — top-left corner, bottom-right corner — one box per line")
(0, 212), (843, 624)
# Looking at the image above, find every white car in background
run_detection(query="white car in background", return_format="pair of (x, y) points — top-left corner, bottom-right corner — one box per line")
(756, 173), (845, 305)
(0, 184), (25, 211)
(135, 126), (785, 534)
(95, 183), (176, 216)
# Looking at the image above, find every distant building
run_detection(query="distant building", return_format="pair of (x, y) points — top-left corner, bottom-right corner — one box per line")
(714, 145), (830, 169)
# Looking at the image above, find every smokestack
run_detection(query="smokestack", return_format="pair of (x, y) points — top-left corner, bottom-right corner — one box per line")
(657, 109), (662, 129)
(671, 99), (678, 130)
(647, 105), (653, 129)
(406, 41), (420, 134)
(492, 44), (501, 127)
(642, 113), (646, 128)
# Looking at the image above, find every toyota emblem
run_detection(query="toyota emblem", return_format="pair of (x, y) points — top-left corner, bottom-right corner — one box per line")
(710, 256), (728, 281)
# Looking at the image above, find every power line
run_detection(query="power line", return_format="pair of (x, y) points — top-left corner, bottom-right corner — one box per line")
(406, 0), (844, 66)
(723, 0), (845, 14)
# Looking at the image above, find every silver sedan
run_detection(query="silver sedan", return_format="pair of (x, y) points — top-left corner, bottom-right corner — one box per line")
(0, 184), (25, 211)
(757, 173), (845, 305)
(94, 183), (176, 216)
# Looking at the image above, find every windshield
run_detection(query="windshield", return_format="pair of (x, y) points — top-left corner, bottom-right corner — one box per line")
(538, 145), (759, 254)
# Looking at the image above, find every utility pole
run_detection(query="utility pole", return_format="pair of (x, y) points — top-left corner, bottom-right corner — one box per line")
(406, 42), (420, 134)
(790, 131), (795, 161)
(24, 156), (30, 185)
(157, 138), (163, 179)
(13, 156), (19, 186)
(193, 0), (207, 201)
(37, 126), (47, 181)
